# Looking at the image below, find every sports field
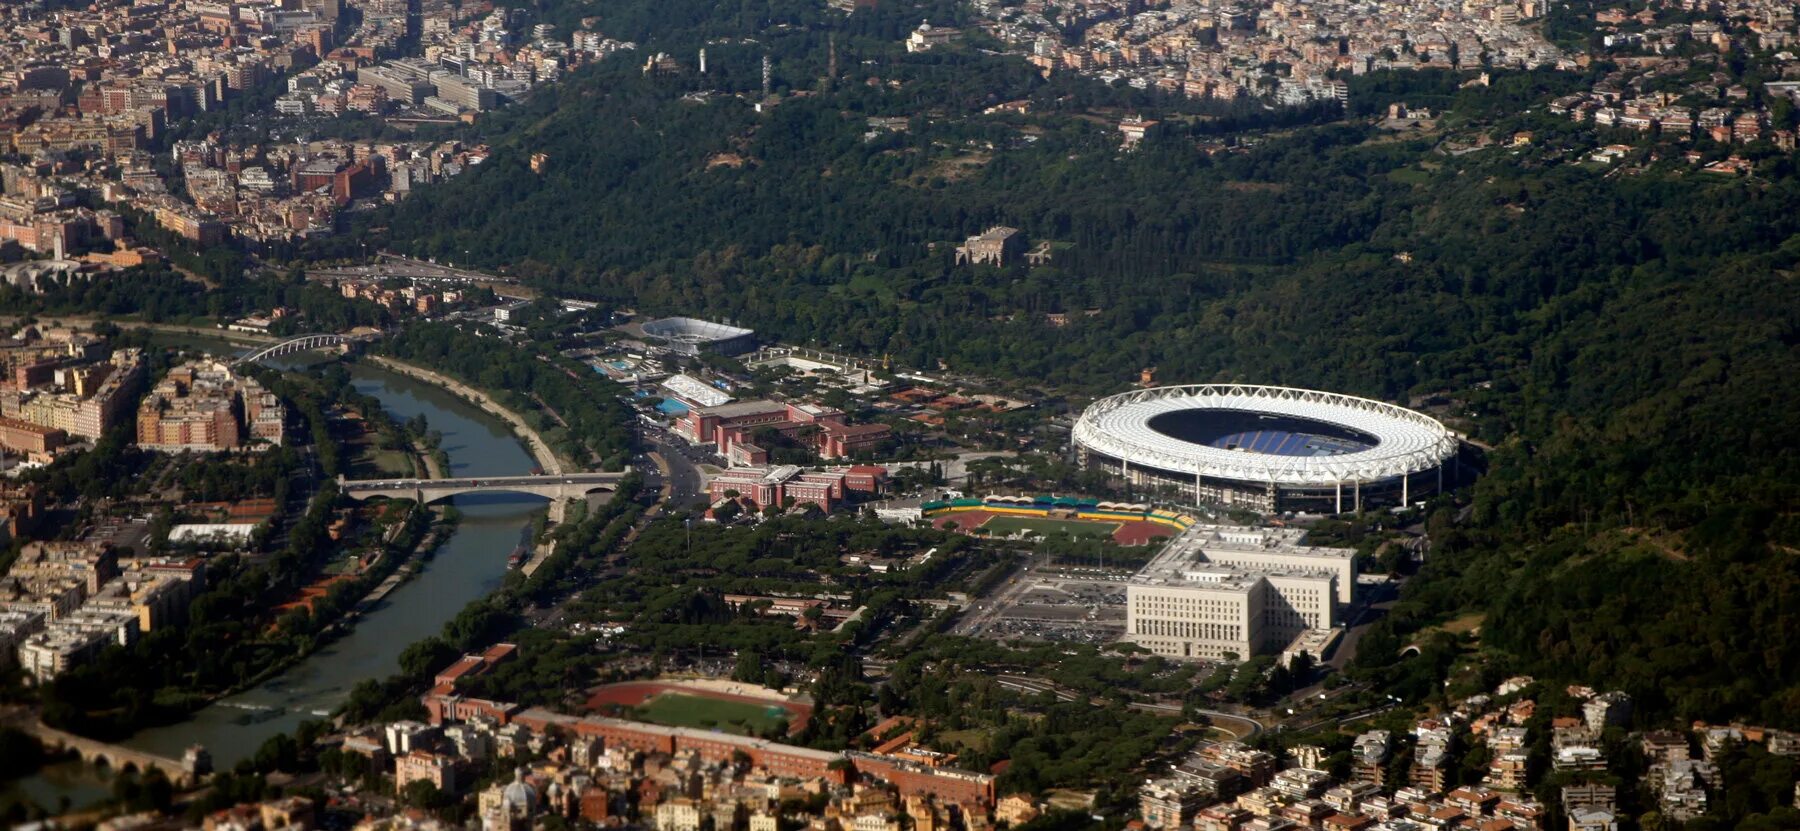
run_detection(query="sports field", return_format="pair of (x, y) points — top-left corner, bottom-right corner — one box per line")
(636, 693), (793, 734)
(585, 681), (812, 735)
(979, 515), (1121, 539)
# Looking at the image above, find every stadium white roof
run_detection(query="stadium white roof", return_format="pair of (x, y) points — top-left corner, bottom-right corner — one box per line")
(641, 316), (754, 344)
(1072, 384), (1458, 487)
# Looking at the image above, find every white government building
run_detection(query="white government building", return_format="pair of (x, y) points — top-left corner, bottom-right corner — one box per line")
(1123, 523), (1355, 661)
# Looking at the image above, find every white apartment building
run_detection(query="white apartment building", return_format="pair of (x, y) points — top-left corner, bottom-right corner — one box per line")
(16, 607), (137, 683)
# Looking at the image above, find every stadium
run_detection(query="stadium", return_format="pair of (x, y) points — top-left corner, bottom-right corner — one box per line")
(638, 316), (757, 356)
(1071, 384), (1460, 514)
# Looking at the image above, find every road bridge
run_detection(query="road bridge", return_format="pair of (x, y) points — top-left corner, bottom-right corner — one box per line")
(237, 331), (387, 365)
(338, 471), (632, 504)
(236, 333), (355, 365)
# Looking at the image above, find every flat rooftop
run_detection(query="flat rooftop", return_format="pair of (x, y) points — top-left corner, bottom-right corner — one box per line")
(1177, 525), (1355, 559)
(1130, 523), (1354, 589)
(691, 399), (787, 420)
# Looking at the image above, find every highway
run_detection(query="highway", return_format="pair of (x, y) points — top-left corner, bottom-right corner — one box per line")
(989, 674), (1265, 739)
(639, 423), (710, 507)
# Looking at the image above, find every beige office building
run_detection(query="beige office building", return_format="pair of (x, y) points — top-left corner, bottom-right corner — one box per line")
(1124, 524), (1351, 661)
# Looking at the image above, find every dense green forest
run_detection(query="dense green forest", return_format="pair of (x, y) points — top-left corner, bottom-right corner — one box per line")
(363, 0), (1800, 731)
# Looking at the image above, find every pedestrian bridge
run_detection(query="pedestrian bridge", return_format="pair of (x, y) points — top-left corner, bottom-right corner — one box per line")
(338, 471), (633, 504)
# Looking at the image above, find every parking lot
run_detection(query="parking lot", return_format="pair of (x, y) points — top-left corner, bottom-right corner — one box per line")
(972, 573), (1130, 646)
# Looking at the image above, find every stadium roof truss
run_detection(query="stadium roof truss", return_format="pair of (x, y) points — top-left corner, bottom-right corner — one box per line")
(1072, 384), (1459, 487)
(641, 317), (754, 345)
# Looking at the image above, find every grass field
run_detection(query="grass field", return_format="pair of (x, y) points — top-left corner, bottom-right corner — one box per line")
(346, 440), (415, 478)
(978, 515), (1121, 539)
(938, 727), (993, 752)
(635, 693), (792, 735)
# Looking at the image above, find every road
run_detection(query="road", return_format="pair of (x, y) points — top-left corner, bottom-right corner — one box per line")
(989, 674), (1264, 739)
(340, 472), (630, 492)
(639, 423), (709, 507)
(1130, 700), (1266, 740)
(1326, 577), (1401, 670)
(307, 255), (535, 298)
(522, 421), (701, 629)
(1282, 701), (1401, 734)
(2, 316), (280, 346)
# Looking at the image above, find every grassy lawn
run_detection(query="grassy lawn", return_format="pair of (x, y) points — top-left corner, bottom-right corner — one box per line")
(352, 447), (414, 478)
(938, 727), (992, 752)
(979, 515), (1120, 539)
(635, 693), (790, 735)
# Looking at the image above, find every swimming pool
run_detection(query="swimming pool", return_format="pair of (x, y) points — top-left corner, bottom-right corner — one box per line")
(656, 399), (690, 416)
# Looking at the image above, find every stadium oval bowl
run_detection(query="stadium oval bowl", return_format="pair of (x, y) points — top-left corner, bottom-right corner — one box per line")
(1072, 384), (1460, 513)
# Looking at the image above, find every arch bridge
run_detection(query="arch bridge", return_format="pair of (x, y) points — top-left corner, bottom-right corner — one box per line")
(236, 333), (366, 365)
(22, 720), (199, 786)
(338, 471), (632, 504)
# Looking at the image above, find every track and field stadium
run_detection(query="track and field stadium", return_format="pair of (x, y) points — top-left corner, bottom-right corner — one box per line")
(585, 681), (811, 735)
(1071, 384), (1460, 514)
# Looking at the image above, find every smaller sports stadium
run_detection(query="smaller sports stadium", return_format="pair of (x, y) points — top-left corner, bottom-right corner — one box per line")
(638, 316), (757, 356)
(585, 680), (811, 736)
(923, 495), (1195, 545)
(1072, 384), (1460, 514)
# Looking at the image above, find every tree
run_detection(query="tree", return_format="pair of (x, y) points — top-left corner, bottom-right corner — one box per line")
(254, 734), (300, 773)
(0, 728), (45, 779)
(399, 637), (458, 680)
(401, 779), (447, 810)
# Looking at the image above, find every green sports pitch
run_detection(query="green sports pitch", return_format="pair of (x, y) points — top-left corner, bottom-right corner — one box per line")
(634, 693), (792, 735)
(976, 515), (1120, 539)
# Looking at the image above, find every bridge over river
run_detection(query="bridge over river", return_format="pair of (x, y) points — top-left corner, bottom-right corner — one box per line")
(234, 331), (385, 366)
(338, 471), (632, 504)
(11, 717), (200, 786)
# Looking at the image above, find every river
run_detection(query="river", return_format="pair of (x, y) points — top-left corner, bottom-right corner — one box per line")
(0, 349), (546, 815)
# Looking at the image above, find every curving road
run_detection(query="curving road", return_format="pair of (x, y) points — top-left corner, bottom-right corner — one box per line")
(990, 674), (1263, 739)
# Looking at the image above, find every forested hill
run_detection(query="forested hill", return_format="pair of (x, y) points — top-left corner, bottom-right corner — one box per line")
(369, 0), (1800, 725)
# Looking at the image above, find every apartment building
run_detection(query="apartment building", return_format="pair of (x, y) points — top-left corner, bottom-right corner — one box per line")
(137, 359), (285, 451)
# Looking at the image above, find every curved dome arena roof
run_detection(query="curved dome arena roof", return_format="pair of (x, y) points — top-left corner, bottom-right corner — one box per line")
(1073, 384), (1458, 487)
(641, 317), (754, 344)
